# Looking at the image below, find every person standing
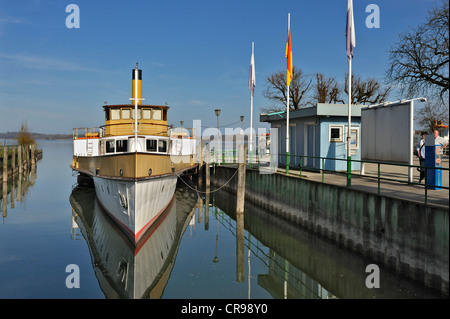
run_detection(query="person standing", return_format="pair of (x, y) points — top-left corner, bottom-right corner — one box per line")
(416, 132), (427, 183)
(434, 130), (449, 157)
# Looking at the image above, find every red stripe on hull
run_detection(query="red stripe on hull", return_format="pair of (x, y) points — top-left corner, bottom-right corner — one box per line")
(97, 193), (176, 246)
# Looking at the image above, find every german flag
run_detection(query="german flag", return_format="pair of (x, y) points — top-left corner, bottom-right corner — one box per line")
(285, 26), (293, 86)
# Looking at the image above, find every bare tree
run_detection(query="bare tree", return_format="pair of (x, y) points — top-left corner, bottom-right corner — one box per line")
(386, 0), (449, 99)
(262, 66), (312, 112)
(344, 74), (391, 105)
(17, 121), (35, 146)
(314, 73), (344, 104)
(416, 98), (449, 132)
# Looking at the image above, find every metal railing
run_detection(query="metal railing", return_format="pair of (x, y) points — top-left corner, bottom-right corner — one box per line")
(208, 149), (448, 205)
(279, 153), (448, 205)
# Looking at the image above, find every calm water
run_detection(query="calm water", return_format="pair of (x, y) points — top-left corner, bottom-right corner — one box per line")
(0, 140), (445, 299)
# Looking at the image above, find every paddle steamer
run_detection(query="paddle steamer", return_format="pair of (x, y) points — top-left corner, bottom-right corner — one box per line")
(71, 64), (197, 244)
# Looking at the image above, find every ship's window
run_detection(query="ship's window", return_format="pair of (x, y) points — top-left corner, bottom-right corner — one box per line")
(143, 108), (152, 120)
(163, 109), (168, 121)
(153, 109), (162, 120)
(122, 108), (131, 120)
(106, 140), (115, 153)
(158, 140), (167, 153)
(146, 139), (157, 152)
(105, 109), (110, 121)
(132, 109), (141, 120)
(116, 139), (128, 152)
(111, 109), (121, 120)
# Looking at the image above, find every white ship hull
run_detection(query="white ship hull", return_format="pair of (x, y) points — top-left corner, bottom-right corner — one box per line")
(93, 174), (177, 244)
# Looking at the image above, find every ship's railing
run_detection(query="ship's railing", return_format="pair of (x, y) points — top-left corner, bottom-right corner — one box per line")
(72, 125), (198, 140)
(169, 127), (197, 140)
(100, 122), (169, 137)
(73, 127), (101, 140)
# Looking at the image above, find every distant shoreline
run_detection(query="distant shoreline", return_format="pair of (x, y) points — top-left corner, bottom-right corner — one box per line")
(0, 132), (73, 141)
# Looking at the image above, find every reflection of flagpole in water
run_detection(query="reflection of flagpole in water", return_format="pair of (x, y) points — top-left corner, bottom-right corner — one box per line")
(213, 206), (219, 263)
(284, 260), (289, 299)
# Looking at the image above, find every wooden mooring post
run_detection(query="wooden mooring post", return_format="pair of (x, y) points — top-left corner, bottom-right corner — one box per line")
(18, 145), (22, 175)
(1, 144), (40, 183)
(236, 143), (247, 214)
(2, 146), (7, 183)
(235, 143), (246, 283)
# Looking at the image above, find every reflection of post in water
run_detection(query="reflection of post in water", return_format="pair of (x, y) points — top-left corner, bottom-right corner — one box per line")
(2, 181), (6, 219)
(204, 192), (210, 231)
(236, 207), (245, 283)
(10, 174), (15, 209)
(213, 206), (219, 264)
(70, 208), (82, 240)
(1, 165), (37, 220)
(197, 194), (203, 224)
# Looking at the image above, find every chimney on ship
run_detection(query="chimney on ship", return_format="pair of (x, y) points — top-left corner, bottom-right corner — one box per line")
(132, 64), (142, 105)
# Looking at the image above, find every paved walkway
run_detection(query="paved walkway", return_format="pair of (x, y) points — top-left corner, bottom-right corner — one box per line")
(274, 156), (449, 209)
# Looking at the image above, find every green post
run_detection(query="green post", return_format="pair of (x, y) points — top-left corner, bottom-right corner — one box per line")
(286, 152), (290, 175)
(424, 172), (428, 204)
(377, 163), (380, 194)
(322, 158), (324, 183)
(347, 156), (351, 187)
(299, 156), (302, 178)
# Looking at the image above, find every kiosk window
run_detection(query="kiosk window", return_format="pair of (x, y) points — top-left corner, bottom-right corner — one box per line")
(329, 125), (344, 142)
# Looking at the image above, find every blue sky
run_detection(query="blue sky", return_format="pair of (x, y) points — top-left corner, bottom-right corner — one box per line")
(0, 0), (440, 134)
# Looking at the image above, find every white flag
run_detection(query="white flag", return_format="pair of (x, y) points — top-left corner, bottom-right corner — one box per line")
(248, 43), (255, 96)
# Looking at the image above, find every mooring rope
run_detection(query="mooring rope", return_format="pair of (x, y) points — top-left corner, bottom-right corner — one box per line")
(175, 166), (240, 195)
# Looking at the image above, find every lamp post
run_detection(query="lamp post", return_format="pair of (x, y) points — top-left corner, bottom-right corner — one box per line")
(214, 109), (221, 164)
(215, 109), (221, 130)
(240, 115), (244, 129)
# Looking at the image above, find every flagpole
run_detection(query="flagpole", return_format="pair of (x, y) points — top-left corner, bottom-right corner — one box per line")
(346, 0), (355, 187)
(347, 59), (352, 158)
(250, 42), (254, 167)
(286, 13), (290, 175)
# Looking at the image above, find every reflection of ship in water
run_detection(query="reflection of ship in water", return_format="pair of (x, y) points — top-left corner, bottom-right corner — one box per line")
(70, 183), (198, 298)
(1, 166), (38, 220)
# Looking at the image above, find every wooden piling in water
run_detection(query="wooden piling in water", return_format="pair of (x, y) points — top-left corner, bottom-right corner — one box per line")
(236, 144), (246, 214)
(2, 146), (7, 183)
(205, 162), (210, 191)
(31, 144), (35, 166)
(11, 146), (15, 174)
(18, 145), (22, 175)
